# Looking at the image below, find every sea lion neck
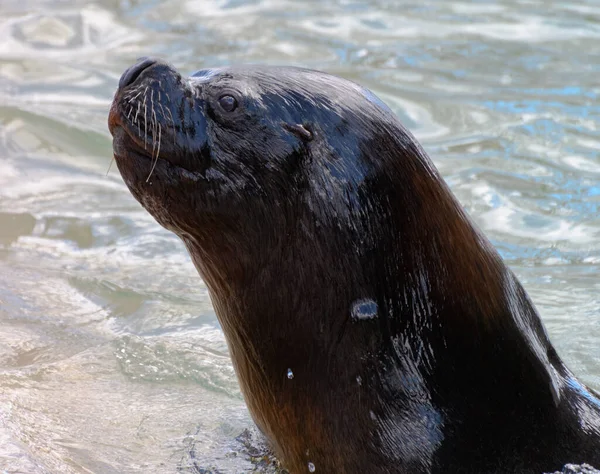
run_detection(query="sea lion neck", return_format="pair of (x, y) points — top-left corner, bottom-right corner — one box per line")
(180, 150), (580, 470)
(180, 135), (562, 394)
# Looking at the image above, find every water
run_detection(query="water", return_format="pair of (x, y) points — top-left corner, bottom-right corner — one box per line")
(1, 0), (600, 472)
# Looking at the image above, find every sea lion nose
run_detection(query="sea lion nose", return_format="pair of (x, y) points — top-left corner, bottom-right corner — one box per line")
(118, 57), (158, 89)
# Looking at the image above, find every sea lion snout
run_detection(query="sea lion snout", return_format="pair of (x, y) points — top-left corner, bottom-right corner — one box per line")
(118, 57), (158, 89)
(109, 59), (212, 179)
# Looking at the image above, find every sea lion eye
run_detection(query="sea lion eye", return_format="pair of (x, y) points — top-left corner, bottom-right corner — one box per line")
(218, 95), (238, 112)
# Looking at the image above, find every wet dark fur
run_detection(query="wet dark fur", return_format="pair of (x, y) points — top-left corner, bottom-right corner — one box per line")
(109, 59), (600, 473)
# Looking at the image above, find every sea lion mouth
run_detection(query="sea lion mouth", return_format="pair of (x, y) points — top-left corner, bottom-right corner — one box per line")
(109, 123), (154, 168)
(109, 105), (211, 179)
(110, 121), (210, 184)
(108, 102), (149, 160)
(109, 122), (204, 184)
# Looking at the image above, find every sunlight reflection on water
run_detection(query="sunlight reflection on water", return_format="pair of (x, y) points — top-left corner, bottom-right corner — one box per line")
(1, 0), (599, 471)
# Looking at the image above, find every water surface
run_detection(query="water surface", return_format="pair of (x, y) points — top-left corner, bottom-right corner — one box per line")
(1, 0), (600, 472)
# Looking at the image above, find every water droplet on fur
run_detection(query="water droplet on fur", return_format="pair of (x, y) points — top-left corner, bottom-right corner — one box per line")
(308, 462), (316, 472)
(351, 299), (378, 320)
(287, 368), (294, 379)
(356, 376), (362, 386)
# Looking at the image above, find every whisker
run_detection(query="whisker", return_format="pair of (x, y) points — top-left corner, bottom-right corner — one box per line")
(143, 87), (148, 150)
(106, 155), (115, 176)
(157, 103), (167, 124)
(160, 99), (176, 153)
(151, 90), (157, 160)
(146, 90), (159, 182)
(128, 90), (142, 103)
(165, 100), (176, 140)
(151, 90), (158, 146)
(156, 122), (162, 162)
(146, 123), (161, 183)
(134, 101), (141, 123)
(106, 156), (114, 176)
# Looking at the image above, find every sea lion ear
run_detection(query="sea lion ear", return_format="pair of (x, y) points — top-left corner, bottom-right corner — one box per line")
(282, 123), (313, 142)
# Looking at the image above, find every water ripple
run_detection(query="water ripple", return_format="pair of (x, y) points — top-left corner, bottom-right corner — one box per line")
(1, 0), (599, 471)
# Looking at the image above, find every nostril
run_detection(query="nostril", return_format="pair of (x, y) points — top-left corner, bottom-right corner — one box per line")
(118, 57), (157, 89)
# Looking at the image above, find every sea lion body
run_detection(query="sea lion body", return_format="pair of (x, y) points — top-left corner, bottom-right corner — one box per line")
(109, 59), (600, 473)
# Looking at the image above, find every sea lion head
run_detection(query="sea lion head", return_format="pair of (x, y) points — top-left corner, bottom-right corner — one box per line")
(108, 58), (407, 267)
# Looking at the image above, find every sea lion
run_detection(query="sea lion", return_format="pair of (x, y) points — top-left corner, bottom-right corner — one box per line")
(108, 57), (600, 473)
